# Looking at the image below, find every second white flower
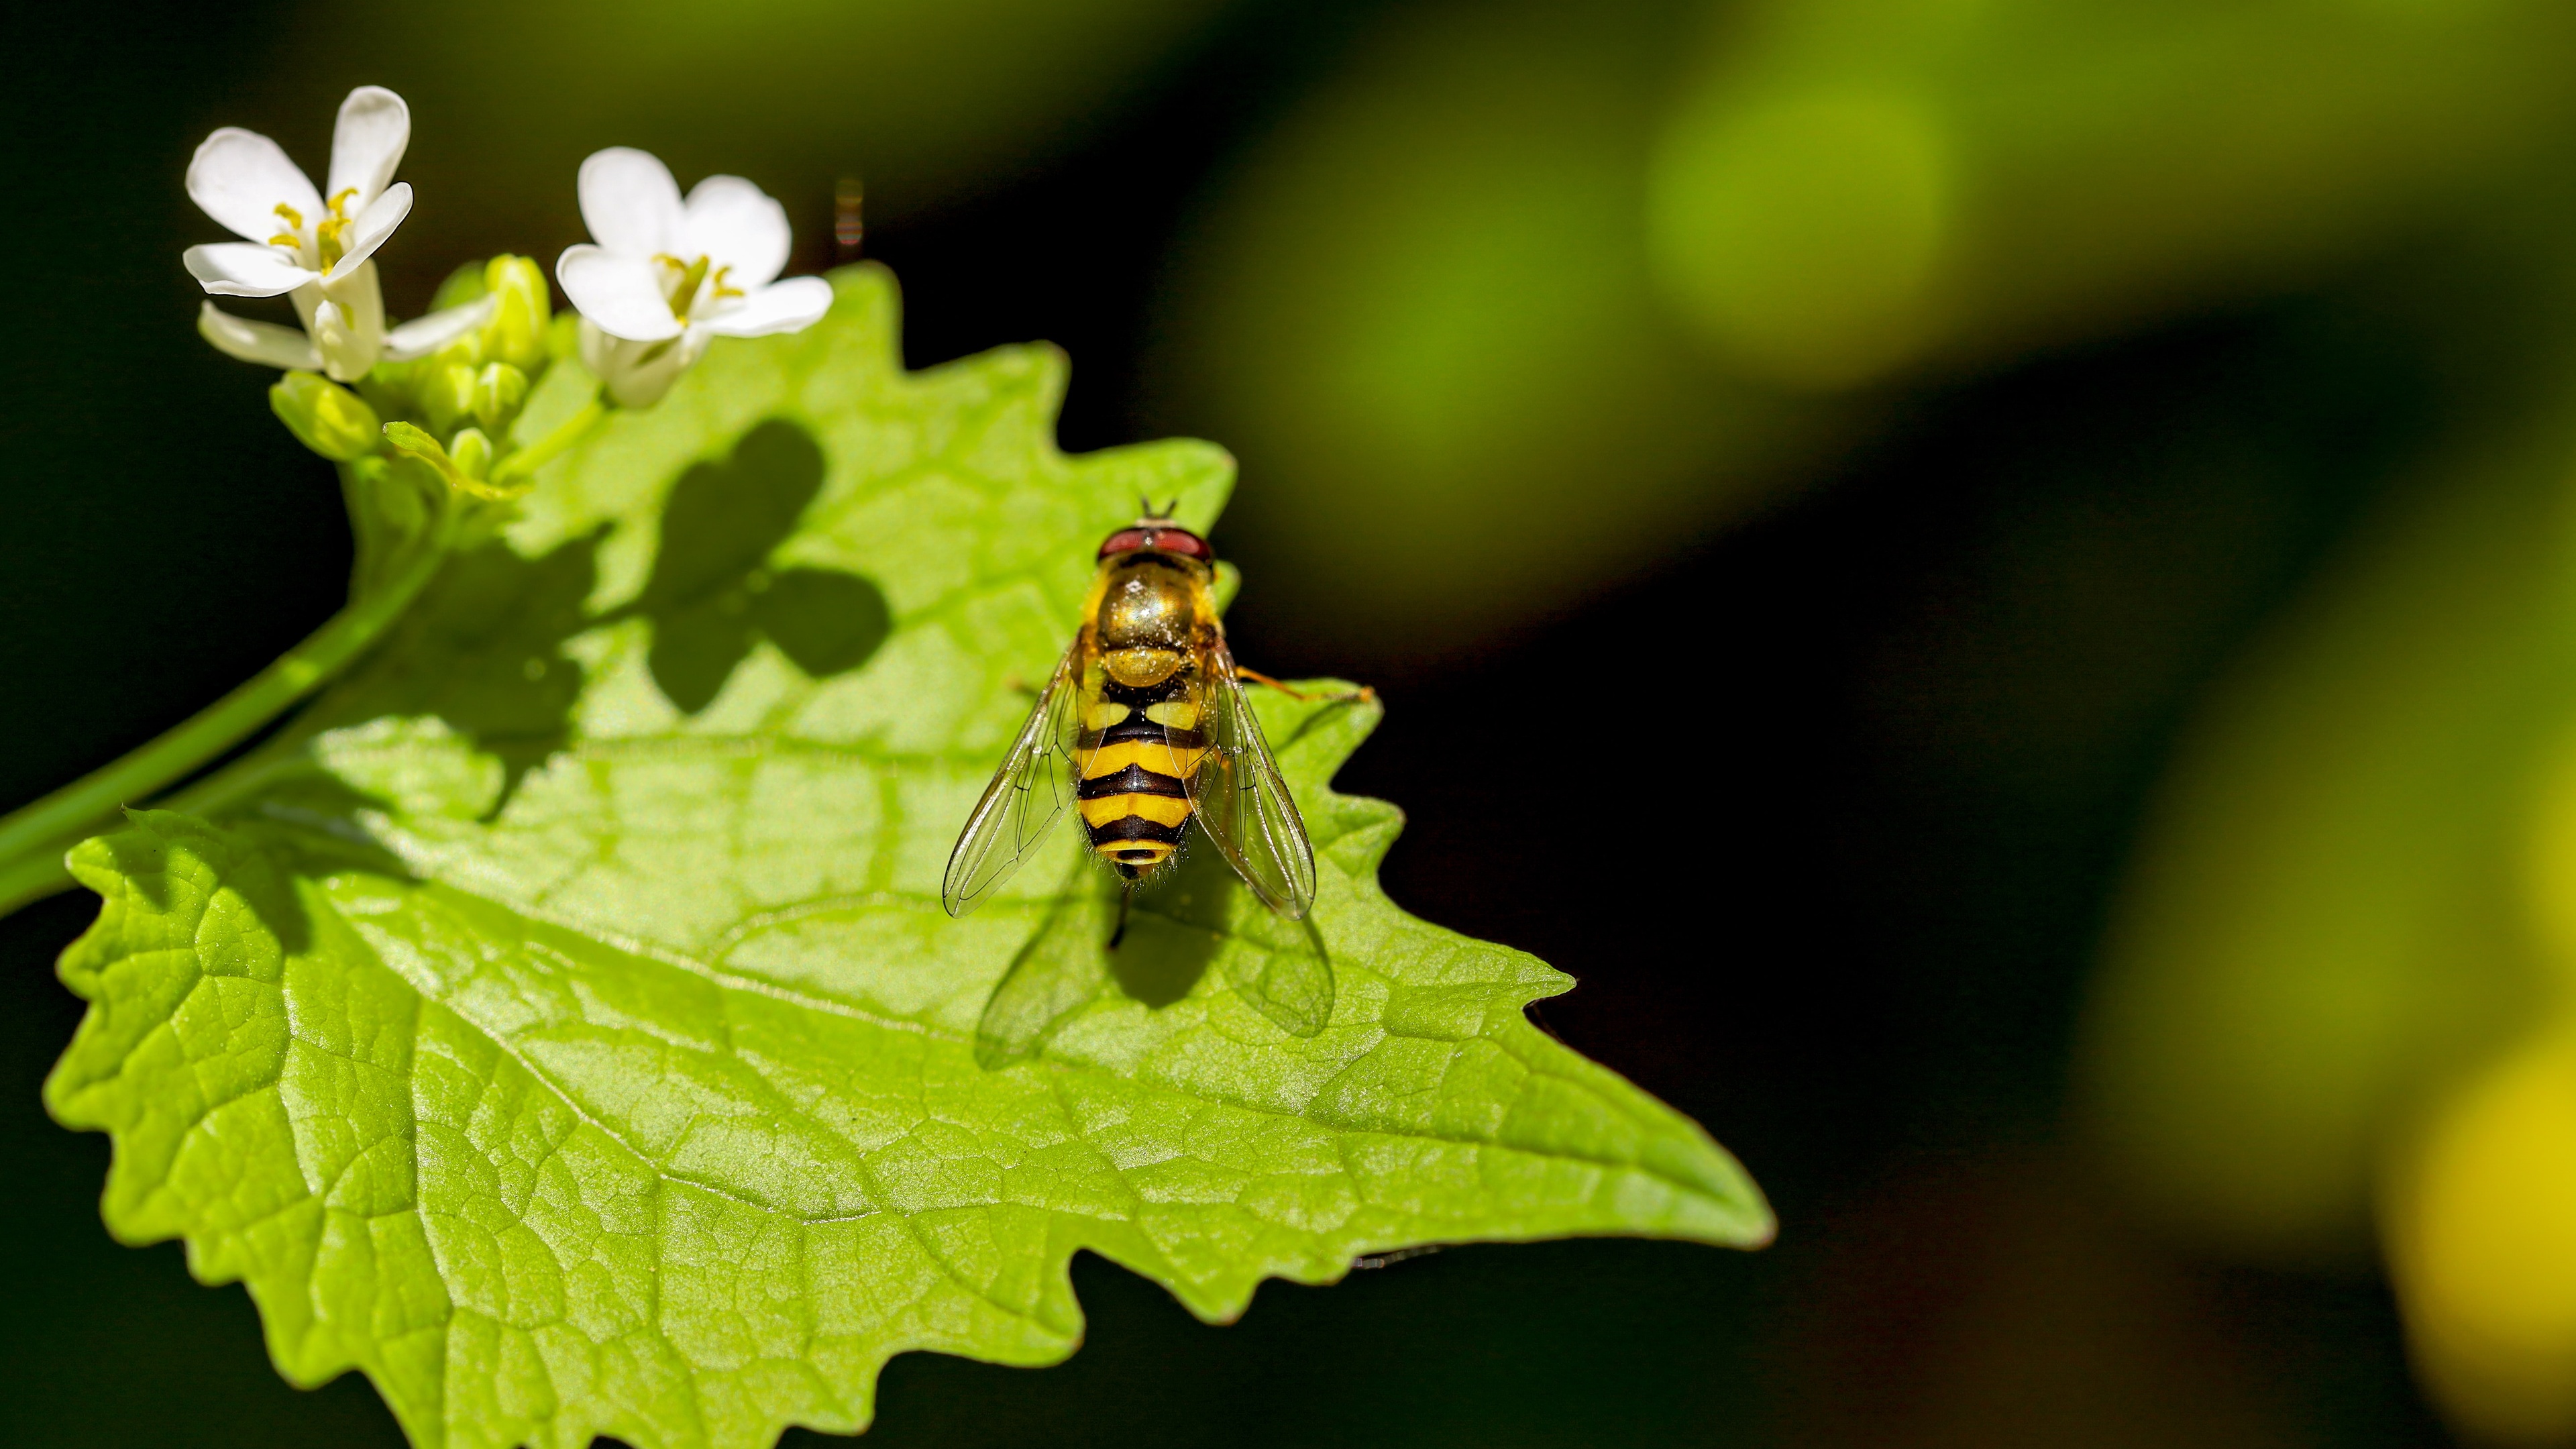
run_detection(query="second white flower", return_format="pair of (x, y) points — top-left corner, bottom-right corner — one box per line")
(556, 148), (833, 407)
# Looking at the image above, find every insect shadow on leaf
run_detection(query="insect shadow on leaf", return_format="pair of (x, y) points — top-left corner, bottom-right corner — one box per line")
(1144, 839), (1333, 1038)
(975, 859), (1117, 1068)
(599, 418), (892, 714)
(1112, 843), (1238, 1007)
(973, 834), (1333, 1067)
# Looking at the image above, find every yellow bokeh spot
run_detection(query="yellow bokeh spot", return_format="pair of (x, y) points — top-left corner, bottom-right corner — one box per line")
(2386, 1025), (2576, 1444)
(1646, 85), (1955, 390)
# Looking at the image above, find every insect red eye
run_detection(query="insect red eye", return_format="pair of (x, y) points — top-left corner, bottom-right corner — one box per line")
(1148, 529), (1212, 560)
(1097, 528), (1152, 559)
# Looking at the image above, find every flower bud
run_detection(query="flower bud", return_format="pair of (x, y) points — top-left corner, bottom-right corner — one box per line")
(482, 255), (552, 373)
(446, 427), (494, 482)
(269, 371), (381, 462)
(471, 362), (530, 433)
(429, 259), (488, 314)
(354, 365), (412, 424)
(421, 361), (478, 435)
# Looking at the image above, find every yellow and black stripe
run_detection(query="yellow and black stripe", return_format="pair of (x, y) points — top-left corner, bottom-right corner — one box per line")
(1076, 675), (1208, 875)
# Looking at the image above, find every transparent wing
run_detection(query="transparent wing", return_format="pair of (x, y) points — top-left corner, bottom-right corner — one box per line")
(943, 642), (1085, 916)
(1187, 642), (1318, 919)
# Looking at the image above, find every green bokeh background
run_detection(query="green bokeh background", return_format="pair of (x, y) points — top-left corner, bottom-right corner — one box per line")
(13, 0), (2576, 1442)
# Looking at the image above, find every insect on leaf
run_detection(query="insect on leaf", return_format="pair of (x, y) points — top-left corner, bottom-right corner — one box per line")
(43, 266), (1772, 1449)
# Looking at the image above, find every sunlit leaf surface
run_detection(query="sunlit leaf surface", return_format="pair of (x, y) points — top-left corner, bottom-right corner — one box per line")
(44, 267), (1769, 1449)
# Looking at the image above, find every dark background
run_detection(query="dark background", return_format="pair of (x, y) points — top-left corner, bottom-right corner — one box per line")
(0, 1), (2543, 1444)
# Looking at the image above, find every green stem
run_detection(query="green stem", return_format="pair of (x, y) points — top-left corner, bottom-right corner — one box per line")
(0, 525), (453, 915)
(0, 850), (76, 918)
(488, 398), (607, 490)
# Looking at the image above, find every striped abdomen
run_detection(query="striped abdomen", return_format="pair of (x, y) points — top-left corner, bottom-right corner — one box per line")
(1076, 672), (1206, 875)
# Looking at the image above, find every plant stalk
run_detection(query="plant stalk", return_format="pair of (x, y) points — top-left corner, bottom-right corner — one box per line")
(488, 398), (606, 490)
(0, 527), (451, 916)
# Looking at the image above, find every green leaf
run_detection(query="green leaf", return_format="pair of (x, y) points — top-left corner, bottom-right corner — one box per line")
(44, 266), (1769, 1449)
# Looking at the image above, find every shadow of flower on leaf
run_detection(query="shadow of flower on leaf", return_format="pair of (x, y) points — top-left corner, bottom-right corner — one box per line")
(427, 533), (601, 804)
(607, 419), (891, 714)
(297, 527), (606, 820)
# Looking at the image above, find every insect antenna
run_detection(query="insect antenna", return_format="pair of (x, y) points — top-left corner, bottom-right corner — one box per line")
(1108, 881), (1134, 951)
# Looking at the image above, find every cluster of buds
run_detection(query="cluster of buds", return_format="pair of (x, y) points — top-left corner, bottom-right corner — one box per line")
(183, 85), (833, 491)
(264, 254), (551, 480)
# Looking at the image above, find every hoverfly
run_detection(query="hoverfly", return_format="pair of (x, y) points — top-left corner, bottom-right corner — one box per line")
(942, 506), (1345, 942)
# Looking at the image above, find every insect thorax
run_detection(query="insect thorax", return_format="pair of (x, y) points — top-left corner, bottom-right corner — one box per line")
(1094, 557), (1201, 688)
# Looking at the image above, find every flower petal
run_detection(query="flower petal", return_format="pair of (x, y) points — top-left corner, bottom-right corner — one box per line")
(187, 127), (322, 243)
(557, 244), (684, 341)
(327, 182), (412, 282)
(578, 147), (683, 258)
(184, 241), (321, 298)
(681, 175), (791, 289)
(698, 276), (833, 338)
(197, 301), (321, 370)
(326, 85), (410, 209)
(383, 294), (497, 361)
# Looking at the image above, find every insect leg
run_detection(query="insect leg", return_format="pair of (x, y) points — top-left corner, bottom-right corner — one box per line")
(1108, 880), (1134, 951)
(1231, 664), (1376, 705)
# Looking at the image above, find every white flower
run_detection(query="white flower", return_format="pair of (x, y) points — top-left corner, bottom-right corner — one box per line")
(182, 86), (486, 381)
(555, 147), (833, 407)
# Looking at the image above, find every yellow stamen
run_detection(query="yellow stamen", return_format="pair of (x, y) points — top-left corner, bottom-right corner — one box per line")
(272, 202), (304, 229)
(711, 263), (743, 301)
(311, 189), (362, 272)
